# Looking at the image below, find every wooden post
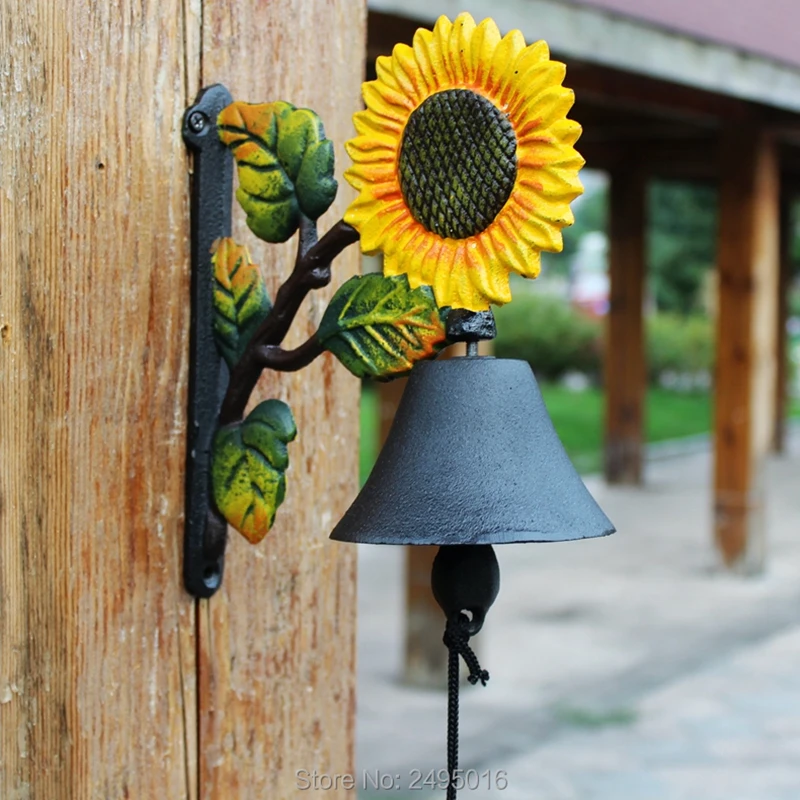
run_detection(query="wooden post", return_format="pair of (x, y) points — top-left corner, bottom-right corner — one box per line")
(1, 2), (365, 797)
(604, 167), (647, 485)
(198, 3), (365, 797)
(714, 129), (779, 571)
(773, 186), (793, 453)
(0, 2), (198, 795)
(379, 344), (491, 689)
(376, 379), (446, 687)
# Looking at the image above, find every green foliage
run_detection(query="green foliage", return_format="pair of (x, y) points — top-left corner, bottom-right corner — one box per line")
(318, 274), (448, 380)
(646, 314), (714, 383)
(495, 293), (713, 387)
(211, 400), (297, 544)
(494, 293), (601, 382)
(548, 178), (718, 314)
(211, 238), (271, 368)
(538, 386), (712, 474)
(648, 181), (717, 314)
(218, 101), (337, 243)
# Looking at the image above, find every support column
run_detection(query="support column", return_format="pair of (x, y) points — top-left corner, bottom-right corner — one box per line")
(714, 129), (780, 571)
(605, 167), (647, 485)
(773, 185), (793, 453)
(383, 343), (492, 688)
(378, 379), (447, 687)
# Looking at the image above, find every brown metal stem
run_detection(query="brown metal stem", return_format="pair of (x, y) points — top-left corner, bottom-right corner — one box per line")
(255, 337), (324, 372)
(218, 217), (359, 426)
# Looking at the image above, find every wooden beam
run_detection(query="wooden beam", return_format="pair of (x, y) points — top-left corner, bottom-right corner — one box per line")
(367, 11), (762, 126)
(0, 2), (198, 796)
(379, 346), (490, 689)
(376, 378), (447, 688)
(579, 138), (719, 181)
(197, 2), (365, 797)
(604, 166), (647, 485)
(714, 129), (780, 571)
(773, 187), (793, 453)
(1, 2), (365, 797)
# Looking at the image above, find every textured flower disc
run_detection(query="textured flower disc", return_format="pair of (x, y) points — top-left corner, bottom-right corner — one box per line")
(344, 13), (585, 311)
(399, 89), (517, 239)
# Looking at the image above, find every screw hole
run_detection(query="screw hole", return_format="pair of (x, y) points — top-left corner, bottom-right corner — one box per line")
(96, 161), (105, 170)
(203, 563), (221, 590)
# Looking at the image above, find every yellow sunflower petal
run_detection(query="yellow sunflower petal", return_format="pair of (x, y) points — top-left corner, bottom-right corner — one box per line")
(375, 55), (403, 93)
(352, 109), (403, 140)
(512, 205), (567, 252)
(487, 28), (526, 101)
(510, 40), (550, 77)
(467, 238), (512, 305)
(344, 135), (397, 164)
(517, 138), (584, 170)
(517, 162), (584, 202)
(397, 229), (437, 285)
(547, 118), (583, 147)
(352, 202), (408, 253)
(431, 15), (456, 84)
(492, 217), (541, 279)
(515, 87), (576, 137)
(411, 28), (438, 94)
(390, 43), (427, 102)
(383, 249), (402, 277)
(403, 236), (441, 288)
(364, 80), (415, 116)
(470, 18), (502, 86)
(506, 61), (567, 120)
(362, 82), (411, 124)
(432, 242), (459, 307)
(345, 161), (398, 186)
(446, 12), (477, 86)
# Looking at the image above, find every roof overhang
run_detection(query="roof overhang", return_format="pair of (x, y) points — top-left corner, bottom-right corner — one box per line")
(368, 0), (800, 114)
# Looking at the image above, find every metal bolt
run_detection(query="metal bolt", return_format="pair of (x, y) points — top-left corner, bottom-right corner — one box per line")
(188, 110), (206, 133)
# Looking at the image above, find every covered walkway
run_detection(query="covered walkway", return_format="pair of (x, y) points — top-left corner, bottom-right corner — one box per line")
(356, 432), (800, 798)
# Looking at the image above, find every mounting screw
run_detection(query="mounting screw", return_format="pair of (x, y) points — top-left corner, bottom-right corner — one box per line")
(188, 110), (207, 133)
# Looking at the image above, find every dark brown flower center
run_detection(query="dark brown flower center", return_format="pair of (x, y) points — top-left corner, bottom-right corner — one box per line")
(398, 89), (517, 240)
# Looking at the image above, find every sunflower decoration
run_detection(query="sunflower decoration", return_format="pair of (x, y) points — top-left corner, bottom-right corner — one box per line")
(344, 13), (584, 311)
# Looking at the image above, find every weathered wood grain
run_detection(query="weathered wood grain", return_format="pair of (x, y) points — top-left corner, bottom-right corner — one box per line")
(198, 2), (366, 797)
(1, 1), (199, 797)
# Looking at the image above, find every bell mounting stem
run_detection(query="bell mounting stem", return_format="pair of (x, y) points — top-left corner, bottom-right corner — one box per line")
(445, 308), (497, 356)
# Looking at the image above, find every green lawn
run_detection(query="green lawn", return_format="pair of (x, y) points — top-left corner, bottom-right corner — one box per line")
(360, 383), (799, 481)
(539, 385), (712, 474)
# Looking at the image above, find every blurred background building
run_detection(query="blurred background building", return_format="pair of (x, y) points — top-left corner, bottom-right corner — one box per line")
(357, 2), (800, 798)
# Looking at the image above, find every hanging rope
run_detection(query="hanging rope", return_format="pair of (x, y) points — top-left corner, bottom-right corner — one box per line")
(442, 613), (490, 800)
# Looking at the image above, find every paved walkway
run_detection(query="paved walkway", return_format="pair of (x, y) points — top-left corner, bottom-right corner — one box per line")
(355, 432), (800, 799)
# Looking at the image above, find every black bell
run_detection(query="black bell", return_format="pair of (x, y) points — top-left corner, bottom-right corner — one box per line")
(330, 356), (615, 547)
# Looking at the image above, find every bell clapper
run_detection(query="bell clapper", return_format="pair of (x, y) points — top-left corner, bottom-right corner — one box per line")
(431, 544), (500, 799)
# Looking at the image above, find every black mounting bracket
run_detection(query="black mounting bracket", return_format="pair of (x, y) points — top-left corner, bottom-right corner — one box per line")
(182, 84), (233, 598)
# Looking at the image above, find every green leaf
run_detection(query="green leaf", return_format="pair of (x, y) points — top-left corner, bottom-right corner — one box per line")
(211, 400), (297, 544)
(318, 274), (448, 381)
(218, 100), (338, 243)
(211, 238), (272, 368)
(296, 140), (338, 220)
